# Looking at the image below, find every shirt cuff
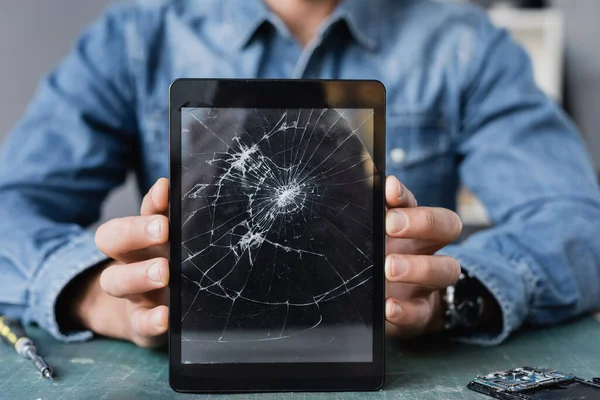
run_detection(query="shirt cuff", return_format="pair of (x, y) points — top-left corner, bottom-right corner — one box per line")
(437, 245), (530, 346)
(24, 231), (108, 342)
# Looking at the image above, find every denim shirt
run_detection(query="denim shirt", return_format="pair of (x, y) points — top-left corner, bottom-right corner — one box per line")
(1, 0), (599, 345)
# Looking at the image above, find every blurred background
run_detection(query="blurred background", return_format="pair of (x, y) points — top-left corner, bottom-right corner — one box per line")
(0, 0), (599, 225)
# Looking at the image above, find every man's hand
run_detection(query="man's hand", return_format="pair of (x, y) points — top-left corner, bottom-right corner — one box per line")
(74, 178), (170, 348)
(384, 175), (462, 338)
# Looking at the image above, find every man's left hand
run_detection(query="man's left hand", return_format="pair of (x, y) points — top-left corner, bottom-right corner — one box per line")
(384, 175), (462, 338)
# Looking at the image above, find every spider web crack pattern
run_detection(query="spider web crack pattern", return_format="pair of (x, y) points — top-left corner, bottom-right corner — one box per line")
(180, 107), (375, 345)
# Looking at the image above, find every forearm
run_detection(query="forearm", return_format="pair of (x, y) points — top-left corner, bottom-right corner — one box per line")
(440, 198), (600, 344)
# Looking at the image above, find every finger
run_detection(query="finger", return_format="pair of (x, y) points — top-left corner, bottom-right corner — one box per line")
(385, 175), (418, 208)
(130, 305), (169, 341)
(95, 215), (169, 259)
(385, 296), (431, 335)
(385, 254), (460, 289)
(386, 207), (462, 242)
(140, 178), (169, 216)
(100, 258), (169, 298)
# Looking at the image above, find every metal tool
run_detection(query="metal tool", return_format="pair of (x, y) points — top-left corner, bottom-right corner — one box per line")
(0, 315), (54, 379)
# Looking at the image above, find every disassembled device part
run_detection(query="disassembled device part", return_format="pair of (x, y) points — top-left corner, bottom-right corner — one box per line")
(468, 366), (600, 400)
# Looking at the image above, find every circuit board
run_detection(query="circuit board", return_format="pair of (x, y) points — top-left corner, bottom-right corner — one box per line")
(470, 367), (575, 393)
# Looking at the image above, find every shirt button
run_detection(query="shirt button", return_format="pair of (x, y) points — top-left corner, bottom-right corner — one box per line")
(390, 148), (406, 164)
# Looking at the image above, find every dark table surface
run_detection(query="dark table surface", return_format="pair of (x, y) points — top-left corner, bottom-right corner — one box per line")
(1, 315), (599, 400)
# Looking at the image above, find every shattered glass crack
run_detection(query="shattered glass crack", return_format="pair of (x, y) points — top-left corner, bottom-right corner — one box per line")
(180, 107), (375, 361)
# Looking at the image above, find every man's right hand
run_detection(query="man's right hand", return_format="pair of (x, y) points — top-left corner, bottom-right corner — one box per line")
(74, 178), (170, 348)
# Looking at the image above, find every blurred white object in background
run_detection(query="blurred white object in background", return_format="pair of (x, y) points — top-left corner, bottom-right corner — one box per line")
(489, 6), (564, 101)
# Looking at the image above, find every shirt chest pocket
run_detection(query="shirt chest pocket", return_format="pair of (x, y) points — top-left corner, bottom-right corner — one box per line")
(386, 112), (458, 207)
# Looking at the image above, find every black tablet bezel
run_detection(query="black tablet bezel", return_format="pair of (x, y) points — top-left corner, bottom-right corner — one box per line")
(169, 79), (386, 393)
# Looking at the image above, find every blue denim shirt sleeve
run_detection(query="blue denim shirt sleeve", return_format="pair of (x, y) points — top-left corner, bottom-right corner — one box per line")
(0, 6), (136, 341)
(438, 12), (600, 345)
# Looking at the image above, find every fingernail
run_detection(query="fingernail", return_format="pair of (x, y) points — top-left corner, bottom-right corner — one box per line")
(387, 301), (402, 318)
(387, 256), (407, 277)
(153, 309), (164, 328)
(147, 217), (161, 239)
(148, 262), (162, 283)
(397, 180), (404, 199)
(386, 211), (406, 234)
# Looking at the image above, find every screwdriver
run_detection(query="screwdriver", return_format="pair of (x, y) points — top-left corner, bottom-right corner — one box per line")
(0, 315), (54, 380)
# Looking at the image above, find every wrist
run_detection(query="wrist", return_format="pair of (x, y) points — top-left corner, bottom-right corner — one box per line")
(477, 286), (502, 332)
(443, 269), (502, 335)
(73, 266), (105, 330)
(56, 260), (111, 332)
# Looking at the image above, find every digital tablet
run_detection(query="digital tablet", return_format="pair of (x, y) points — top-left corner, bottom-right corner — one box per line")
(169, 79), (385, 393)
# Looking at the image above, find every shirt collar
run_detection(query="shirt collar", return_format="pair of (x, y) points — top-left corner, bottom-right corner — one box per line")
(333, 0), (381, 51)
(228, 0), (272, 50)
(227, 0), (382, 52)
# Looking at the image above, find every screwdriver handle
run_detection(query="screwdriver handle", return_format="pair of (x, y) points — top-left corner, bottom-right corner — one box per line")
(0, 316), (27, 350)
(0, 315), (54, 379)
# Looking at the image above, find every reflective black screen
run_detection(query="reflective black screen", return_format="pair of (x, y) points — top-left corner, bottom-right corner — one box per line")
(180, 108), (375, 364)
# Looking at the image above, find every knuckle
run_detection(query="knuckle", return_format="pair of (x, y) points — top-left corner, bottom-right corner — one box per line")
(416, 297), (431, 323)
(122, 266), (136, 288)
(132, 330), (155, 346)
(408, 300), (425, 326)
(118, 217), (135, 240)
(130, 309), (145, 335)
(405, 311), (418, 326)
(424, 209), (437, 231)
(416, 256), (434, 279)
(107, 267), (127, 295)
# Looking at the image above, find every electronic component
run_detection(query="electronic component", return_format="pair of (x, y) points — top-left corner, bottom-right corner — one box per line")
(471, 367), (574, 392)
(468, 366), (600, 400)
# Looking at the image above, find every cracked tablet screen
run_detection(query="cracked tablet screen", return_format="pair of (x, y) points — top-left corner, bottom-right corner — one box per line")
(180, 107), (375, 364)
